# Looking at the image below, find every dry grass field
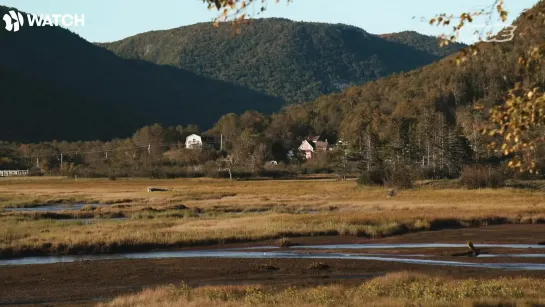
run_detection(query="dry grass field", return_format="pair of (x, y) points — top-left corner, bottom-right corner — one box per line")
(99, 271), (545, 307)
(1, 177), (545, 257)
(2, 177), (545, 306)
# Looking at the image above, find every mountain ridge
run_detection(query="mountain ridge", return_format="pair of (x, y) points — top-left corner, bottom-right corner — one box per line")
(100, 18), (465, 104)
(379, 30), (468, 57)
(1, 9), (467, 142)
(263, 0), (545, 160)
(0, 6), (284, 142)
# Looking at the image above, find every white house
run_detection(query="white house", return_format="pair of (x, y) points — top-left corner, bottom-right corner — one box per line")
(185, 134), (202, 149)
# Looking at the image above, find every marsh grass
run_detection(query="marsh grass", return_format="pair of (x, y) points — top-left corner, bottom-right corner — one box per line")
(175, 191), (238, 201)
(277, 237), (293, 247)
(1, 211), (544, 258)
(0, 196), (94, 209)
(130, 209), (198, 220)
(80, 205), (97, 211)
(3, 178), (545, 257)
(99, 272), (545, 307)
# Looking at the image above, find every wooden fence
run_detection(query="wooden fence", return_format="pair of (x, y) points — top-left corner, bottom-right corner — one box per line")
(0, 170), (29, 177)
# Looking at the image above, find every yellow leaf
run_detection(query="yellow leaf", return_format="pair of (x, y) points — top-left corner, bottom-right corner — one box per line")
(501, 11), (508, 22)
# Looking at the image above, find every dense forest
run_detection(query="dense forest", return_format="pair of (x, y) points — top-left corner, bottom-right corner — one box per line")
(0, 7), (464, 143)
(101, 19), (466, 104)
(379, 31), (467, 57)
(0, 6), (283, 142)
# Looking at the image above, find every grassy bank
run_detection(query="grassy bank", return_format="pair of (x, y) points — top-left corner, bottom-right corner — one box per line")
(98, 272), (545, 307)
(2, 177), (545, 258)
(1, 211), (545, 258)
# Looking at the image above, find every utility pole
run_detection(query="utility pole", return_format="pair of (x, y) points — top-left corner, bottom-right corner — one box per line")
(60, 153), (63, 172)
(36, 157), (39, 168)
(220, 134), (223, 151)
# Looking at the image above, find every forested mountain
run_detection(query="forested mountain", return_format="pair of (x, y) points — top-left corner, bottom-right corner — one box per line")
(101, 19), (460, 104)
(262, 0), (545, 175)
(379, 31), (467, 57)
(2, 2), (544, 180)
(0, 6), (283, 142)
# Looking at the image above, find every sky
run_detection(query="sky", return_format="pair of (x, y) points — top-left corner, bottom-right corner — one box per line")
(1, 0), (540, 43)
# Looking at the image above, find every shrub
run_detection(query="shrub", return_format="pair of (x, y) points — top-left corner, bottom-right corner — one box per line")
(420, 166), (457, 180)
(81, 205), (97, 211)
(384, 166), (415, 189)
(28, 167), (44, 177)
(358, 168), (387, 186)
(277, 237), (293, 248)
(460, 165), (505, 189)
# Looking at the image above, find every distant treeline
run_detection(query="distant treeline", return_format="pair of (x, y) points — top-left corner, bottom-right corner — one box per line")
(1, 104), (543, 188)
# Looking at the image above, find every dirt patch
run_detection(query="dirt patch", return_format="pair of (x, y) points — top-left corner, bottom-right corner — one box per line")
(366, 224), (545, 244)
(2, 256), (545, 307)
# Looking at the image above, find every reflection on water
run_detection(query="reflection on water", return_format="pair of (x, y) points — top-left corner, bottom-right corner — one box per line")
(293, 244), (545, 249)
(476, 254), (545, 258)
(3, 203), (102, 212)
(2, 249), (545, 270)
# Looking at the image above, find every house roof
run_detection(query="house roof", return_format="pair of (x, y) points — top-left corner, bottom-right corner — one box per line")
(298, 140), (314, 151)
(314, 141), (329, 151)
(186, 134), (201, 139)
(308, 135), (321, 142)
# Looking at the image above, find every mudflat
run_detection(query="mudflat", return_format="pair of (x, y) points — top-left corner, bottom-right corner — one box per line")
(2, 224), (545, 307)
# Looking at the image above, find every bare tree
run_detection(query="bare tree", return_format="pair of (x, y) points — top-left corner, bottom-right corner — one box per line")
(216, 153), (240, 180)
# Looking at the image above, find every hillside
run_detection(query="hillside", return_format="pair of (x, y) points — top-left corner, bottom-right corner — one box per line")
(0, 6), (283, 142)
(379, 30), (467, 57)
(101, 19), (461, 104)
(260, 1), (545, 173)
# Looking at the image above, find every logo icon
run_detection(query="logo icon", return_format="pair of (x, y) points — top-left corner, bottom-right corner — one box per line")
(3, 10), (24, 32)
(485, 25), (517, 43)
(463, 24), (517, 43)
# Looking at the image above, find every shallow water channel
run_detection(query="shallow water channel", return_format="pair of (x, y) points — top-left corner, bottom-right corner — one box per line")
(2, 203), (102, 212)
(272, 243), (545, 249)
(2, 244), (545, 270)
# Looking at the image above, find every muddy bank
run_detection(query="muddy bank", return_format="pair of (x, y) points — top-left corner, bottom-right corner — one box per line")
(2, 256), (545, 307)
(3, 224), (545, 306)
(3, 224), (545, 260)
